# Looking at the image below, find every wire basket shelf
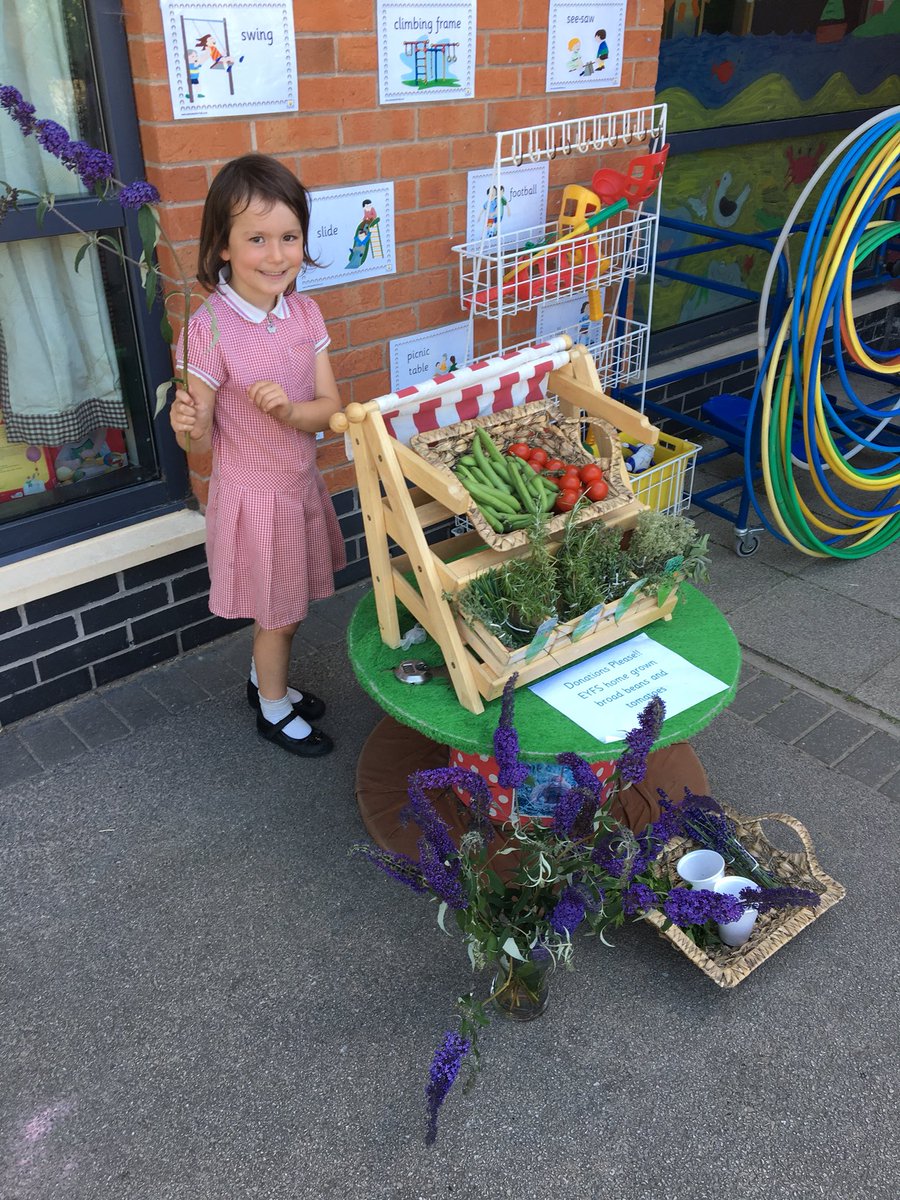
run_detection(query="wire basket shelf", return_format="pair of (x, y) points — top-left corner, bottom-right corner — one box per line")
(456, 211), (654, 321)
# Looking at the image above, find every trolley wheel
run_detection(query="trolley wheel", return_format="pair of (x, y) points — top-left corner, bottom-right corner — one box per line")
(734, 532), (760, 558)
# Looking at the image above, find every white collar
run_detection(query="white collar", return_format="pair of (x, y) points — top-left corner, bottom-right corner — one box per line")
(217, 269), (289, 324)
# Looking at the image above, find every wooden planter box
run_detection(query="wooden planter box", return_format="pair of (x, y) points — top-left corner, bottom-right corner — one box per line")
(457, 586), (679, 701)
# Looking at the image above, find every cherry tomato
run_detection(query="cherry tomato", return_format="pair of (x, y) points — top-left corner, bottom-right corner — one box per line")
(524, 458), (543, 472)
(544, 458), (564, 472)
(586, 479), (609, 502)
(508, 443), (532, 460)
(561, 466), (581, 485)
(554, 486), (581, 514)
(578, 463), (604, 484)
(529, 447), (548, 467)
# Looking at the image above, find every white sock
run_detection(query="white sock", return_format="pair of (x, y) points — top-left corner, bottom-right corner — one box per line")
(251, 658), (303, 703)
(258, 692), (312, 740)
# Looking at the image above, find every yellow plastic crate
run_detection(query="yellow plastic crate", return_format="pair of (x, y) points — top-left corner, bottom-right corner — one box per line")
(618, 431), (699, 515)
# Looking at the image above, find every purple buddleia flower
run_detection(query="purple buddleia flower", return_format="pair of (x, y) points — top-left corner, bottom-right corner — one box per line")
(556, 752), (604, 802)
(418, 838), (467, 910)
(551, 787), (590, 837)
(549, 886), (587, 935)
(554, 752), (605, 837)
(0, 85), (23, 111)
(617, 695), (666, 786)
(628, 830), (660, 878)
(591, 827), (658, 882)
(0, 91), (116, 189)
(409, 765), (494, 843)
(591, 833), (626, 878)
(425, 1031), (471, 1145)
(66, 140), (114, 188)
(622, 881), (659, 915)
(571, 876), (604, 912)
(493, 675), (529, 788)
(119, 179), (161, 209)
(740, 885), (820, 913)
(0, 85), (36, 135)
(403, 771), (458, 862)
(35, 119), (72, 158)
(662, 887), (745, 928)
(647, 806), (684, 845)
(350, 843), (428, 895)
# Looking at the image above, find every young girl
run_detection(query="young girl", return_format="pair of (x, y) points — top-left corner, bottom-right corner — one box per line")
(170, 154), (345, 757)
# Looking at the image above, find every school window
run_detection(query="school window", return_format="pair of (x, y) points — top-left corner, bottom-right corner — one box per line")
(652, 0), (898, 350)
(0, 0), (185, 562)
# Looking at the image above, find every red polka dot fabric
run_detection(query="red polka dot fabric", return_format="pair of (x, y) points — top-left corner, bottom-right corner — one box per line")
(450, 747), (615, 828)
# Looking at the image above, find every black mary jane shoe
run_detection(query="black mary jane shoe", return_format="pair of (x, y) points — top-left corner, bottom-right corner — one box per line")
(256, 710), (334, 758)
(246, 680), (326, 722)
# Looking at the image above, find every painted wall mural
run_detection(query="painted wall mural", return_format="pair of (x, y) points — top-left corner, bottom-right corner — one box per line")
(653, 0), (900, 330)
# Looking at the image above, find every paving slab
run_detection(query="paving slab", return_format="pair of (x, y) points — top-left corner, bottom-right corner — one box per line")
(880, 769), (900, 804)
(179, 646), (246, 697)
(834, 730), (900, 790)
(141, 661), (211, 712)
(726, 576), (899, 694)
(854, 649), (900, 722)
(101, 681), (169, 732)
(728, 674), (793, 721)
(694, 546), (787, 616)
(796, 544), (900, 619)
(0, 733), (41, 789)
(756, 691), (831, 744)
(60, 697), (130, 750)
(16, 714), (87, 768)
(794, 711), (873, 765)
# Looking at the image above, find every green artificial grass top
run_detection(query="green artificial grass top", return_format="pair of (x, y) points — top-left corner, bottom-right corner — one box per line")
(347, 583), (741, 761)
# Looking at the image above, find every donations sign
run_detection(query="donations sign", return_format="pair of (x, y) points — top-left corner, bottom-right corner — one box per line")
(529, 632), (728, 744)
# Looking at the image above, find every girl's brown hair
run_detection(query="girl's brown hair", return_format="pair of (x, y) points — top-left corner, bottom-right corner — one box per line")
(197, 154), (317, 292)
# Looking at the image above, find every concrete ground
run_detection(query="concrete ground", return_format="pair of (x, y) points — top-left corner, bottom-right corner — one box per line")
(1, 485), (898, 1199)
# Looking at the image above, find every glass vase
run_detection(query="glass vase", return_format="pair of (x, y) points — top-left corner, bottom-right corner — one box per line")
(490, 954), (552, 1022)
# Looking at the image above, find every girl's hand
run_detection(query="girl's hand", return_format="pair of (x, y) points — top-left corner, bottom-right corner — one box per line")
(248, 380), (293, 424)
(170, 386), (199, 433)
(170, 380), (214, 447)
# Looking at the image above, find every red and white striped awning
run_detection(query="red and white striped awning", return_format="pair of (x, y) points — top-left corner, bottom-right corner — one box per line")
(377, 336), (571, 445)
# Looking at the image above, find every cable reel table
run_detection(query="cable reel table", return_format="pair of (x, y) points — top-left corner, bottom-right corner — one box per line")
(348, 582), (741, 854)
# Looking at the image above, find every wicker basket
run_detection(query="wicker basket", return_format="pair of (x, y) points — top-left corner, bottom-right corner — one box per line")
(642, 806), (845, 988)
(409, 400), (635, 550)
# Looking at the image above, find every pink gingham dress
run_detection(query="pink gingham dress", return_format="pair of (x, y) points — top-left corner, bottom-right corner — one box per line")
(187, 282), (346, 629)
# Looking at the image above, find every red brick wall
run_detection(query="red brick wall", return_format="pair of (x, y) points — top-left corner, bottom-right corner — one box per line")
(123, 1), (664, 505)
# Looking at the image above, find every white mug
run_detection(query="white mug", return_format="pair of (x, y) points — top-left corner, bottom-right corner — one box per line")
(714, 875), (761, 947)
(675, 849), (726, 891)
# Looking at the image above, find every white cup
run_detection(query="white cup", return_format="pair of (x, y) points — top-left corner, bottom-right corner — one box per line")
(675, 849), (726, 891)
(714, 875), (761, 947)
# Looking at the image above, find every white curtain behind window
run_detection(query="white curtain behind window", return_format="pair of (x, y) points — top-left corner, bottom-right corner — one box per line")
(0, 0), (128, 445)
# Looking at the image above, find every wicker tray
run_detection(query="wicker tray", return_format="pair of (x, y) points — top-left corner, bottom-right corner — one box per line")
(409, 400), (634, 550)
(642, 806), (845, 988)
